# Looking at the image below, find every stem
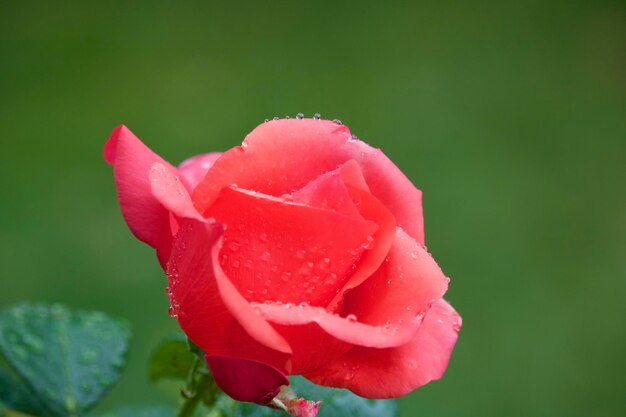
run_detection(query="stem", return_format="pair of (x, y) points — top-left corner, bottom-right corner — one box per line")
(176, 373), (216, 417)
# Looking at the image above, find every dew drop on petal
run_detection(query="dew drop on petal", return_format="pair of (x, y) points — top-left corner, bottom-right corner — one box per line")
(362, 236), (375, 250)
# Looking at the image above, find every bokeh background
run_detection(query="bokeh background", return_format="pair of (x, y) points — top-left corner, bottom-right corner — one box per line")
(1, 0), (625, 416)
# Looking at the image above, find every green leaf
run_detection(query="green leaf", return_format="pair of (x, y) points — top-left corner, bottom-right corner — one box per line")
(0, 303), (131, 417)
(148, 333), (197, 382)
(228, 376), (399, 417)
(94, 405), (175, 417)
(0, 365), (46, 415)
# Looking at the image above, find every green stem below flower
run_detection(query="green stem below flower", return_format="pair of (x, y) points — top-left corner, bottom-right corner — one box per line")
(176, 372), (216, 417)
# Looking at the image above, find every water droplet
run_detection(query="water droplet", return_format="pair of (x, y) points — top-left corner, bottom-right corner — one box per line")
(273, 116), (280, 120)
(261, 251), (271, 261)
(232, 259), (241, 268)
(79, 349), (98, 365)
(24, 334), (44, 354)
(344, 372), (354, 380)
(350, 364), (360, 371)
(316, 257), (331, 271)
(244, 259), (254, 269)
(333, 119), (343, 125)
(264, 118), (269, 122)
(296, 112), (304, 119)
(285, 115), (291, 119)
(168, 306), (176, 317)
(227, 241), (241, 252)
(296, 249), (307, 260)
(280, 272), (292, 282)
(313, 113), (321, 120)
(346, 314), (357, 322)
(12, 346), (27, 360)
(362, 236), (375, 250)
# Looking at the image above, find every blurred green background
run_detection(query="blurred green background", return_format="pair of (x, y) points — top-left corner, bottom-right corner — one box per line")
(1, 0), (625, 415)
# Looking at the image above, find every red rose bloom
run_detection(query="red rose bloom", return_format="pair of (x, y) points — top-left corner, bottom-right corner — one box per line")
(104, 118), (461, 403)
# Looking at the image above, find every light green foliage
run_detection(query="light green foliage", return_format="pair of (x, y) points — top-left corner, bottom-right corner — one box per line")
(148, 334), (197, 382)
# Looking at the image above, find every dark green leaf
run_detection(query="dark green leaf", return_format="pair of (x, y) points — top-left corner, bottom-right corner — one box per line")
(94, 405), (175, 417)
(0, 303), (131, 417)
(148, 334), (196, 382)
(229, 376), (398, 417)
(0, 365), (46, 415)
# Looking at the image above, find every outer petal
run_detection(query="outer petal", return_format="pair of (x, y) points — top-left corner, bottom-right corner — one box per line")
(250, 300), (420, 375)
(207, 186), (378, 307)
(167, 219), (291, 378)
(178, 152), (222, 190)
(191, 119), (424, 243)
(348, 139), (424, 244)
(104, 125), (177, 267)
(340, 227), (449, 329)
(304, 299), (462, 398)
(149, 163), (205, 222)
(206, 355), (289, 404)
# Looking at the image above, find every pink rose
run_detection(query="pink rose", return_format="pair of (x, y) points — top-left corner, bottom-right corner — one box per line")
(104, 118), (461, 403)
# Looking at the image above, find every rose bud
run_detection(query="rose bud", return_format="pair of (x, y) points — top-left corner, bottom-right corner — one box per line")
(104, 117), (461, 403)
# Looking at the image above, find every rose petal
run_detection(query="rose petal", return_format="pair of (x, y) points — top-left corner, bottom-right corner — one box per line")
(191, 119), (424, 243)
(207, 186), (378, 307)
(103, 125), (177, 267)
(168, 219), (291, 374)
(192, 119), (353, 214)
(249, 298), (421, 374)
(326, 184), (396, 311)
(348, 140), (425, 244)
(304, 299), (462, 398)
(206, 355), (289, 404)
(149, 162), (205, 222)
(178, 152), (222, 190)
(289, 160), (397, 312)
(290, 160), (365, 219)
(340, 227), (449, 329)
(250, 300), (417, 356)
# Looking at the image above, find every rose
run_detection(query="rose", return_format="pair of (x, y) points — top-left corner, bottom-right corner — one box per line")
(104, 118), (461, 403)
